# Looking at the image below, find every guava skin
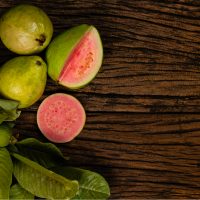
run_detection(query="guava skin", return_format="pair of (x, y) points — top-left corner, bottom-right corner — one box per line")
(0, 124), (12, 147)
(0, 4), (53, 55)
(0, 56), (47, 108)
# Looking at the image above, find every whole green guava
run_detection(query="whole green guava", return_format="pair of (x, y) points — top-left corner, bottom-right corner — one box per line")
(0, 4), (53, 55)
(0, 56), (47, 108)
(0, 124), (12, 147)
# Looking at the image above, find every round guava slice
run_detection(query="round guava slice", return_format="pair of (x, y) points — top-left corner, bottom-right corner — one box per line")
(46, 24), (103, 89)
(37, 93), (86, 143)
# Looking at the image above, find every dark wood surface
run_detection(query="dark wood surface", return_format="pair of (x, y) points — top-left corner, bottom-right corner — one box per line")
(1, 0), (200, 199)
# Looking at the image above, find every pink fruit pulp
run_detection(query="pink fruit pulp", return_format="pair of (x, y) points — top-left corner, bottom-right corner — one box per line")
(37, 93), (86, 143)
(59, 28), (100, 88)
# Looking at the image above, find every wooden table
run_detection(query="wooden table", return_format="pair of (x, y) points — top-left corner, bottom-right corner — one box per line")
(1, 0), (200, 199)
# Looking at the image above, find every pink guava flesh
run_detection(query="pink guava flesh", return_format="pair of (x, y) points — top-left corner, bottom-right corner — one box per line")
(59, 28), (102, 88)
(37, 93), (86, 143)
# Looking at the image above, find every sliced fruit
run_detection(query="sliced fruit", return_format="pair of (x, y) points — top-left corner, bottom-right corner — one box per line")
(46, 24), (103, 89)
(37, 93), (86, 143)
(0, 56), (47, 108)
(0, 4), (53, 55)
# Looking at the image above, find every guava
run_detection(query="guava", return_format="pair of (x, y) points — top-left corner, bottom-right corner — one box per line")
(46, 24), (103, 89)
(0, 4), (53, 55)
(37, 93), (86, 143)
(0, 123), (12, 147)
(0, 56), (47, 108)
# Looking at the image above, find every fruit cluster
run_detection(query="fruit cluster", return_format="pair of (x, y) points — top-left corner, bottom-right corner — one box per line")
(0, 4), (109, 200)
(0, 4), (103, 142)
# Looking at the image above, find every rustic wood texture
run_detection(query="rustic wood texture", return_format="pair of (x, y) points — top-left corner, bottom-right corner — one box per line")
(1, 0), (200, 199)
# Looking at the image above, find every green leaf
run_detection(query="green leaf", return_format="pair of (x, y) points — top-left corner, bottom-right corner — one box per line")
(0, 108), (8, 123)
(0, 99), (20, 124)
(0, 148), (13, 199)
(10, 184), (34, 199)
(0, 99), (19, 110)
(53, 167), (110, 199)
(13, 138), (68, 168)
(12, 153), (79, 199)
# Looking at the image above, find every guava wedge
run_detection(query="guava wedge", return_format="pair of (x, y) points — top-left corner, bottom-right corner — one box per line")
(37, 93), (86, 143)
(0, 4), (53, 55)
(0, 56), (47, 108)
(46, 24), (103, 89)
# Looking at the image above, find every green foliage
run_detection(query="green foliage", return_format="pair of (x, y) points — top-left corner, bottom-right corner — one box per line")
(0, 99), (20, 124)
(0, 148), (13, 199)
(53, 167), (110, 199)
(12, 153), (79, 199)
(14, 138), (68, 168)
(10, 184), (34, 199)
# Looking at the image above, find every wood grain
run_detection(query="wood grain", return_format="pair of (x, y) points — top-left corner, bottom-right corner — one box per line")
(0, 0), (200, 199)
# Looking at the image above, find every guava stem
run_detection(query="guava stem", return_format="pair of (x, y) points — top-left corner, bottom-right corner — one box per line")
(36, 34), (46, 46)
(10, 135), (17, 145)
(36, 60), (42, 66)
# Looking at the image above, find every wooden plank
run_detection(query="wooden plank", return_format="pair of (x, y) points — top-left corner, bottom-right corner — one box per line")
(37, 86), (200, 113)
(15, 111), (200, 145)
(15, 112), (200, 199)
(0, 0), (200, 199)
(0, 1), (200, 113)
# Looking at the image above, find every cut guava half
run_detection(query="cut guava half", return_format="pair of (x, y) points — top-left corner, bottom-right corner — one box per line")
(46, 24), (103, 89)
(37, 93), (86, 143)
